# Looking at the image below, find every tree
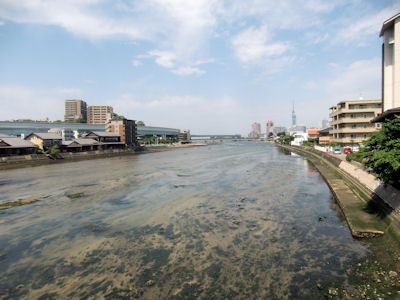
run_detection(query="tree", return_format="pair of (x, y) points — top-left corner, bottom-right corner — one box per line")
(137, 120), (145, 126)
(361, 118), (400, 187)
(277, 134), (293, 145)
(112, 113), (126, 120)
(75, 117), (86, 123)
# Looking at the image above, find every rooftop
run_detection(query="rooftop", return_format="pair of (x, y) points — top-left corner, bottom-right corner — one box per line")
(380, 13), (400, 37)
(27, 132), (62, 140)
(0, 137), (36, 148)
(371, 107), (400, 123)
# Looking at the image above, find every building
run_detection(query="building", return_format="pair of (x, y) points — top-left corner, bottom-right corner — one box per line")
(65, 99), (87, 123)
(107, 119), (137, 147)
(380, 13), (400, 112)
(289, 125), (306, 136)
(318, 127), (332, 145)
(178, 130), (191, 143)
(292, 102), (296, 126)
(266, 120), (274, 136)
(61, 139), (101, 152)
(272, 126), (287, 136)
(25, 132), (62, 150)
(48, 128), (75, 141)
(249, 122), (261, 138)
(0, 136), (37, 156)
(87, 106), (113, 124)
(85, 131), (125, 150)
(321, 119), (329, 128)
(307, 129), (320, 140)
(329, 99), (382, 146)
(291, 132), (308, 146)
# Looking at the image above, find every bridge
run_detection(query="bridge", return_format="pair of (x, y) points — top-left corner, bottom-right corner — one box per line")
(191, 134), (242, 140)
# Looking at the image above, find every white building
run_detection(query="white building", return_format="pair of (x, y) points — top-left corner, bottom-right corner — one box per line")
(381, 13), (400, 111)
(290, 132), (308, 146)
(48, 128), (74, 141)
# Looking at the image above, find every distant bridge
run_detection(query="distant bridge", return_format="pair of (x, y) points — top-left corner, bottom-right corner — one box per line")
(191, 134), (242, 140)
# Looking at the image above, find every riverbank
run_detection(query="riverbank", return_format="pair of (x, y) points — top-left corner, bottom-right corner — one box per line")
(275, 143), (400, 300)
(0, 143), (209, 171)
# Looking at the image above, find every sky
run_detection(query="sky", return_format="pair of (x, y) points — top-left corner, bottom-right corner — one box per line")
(0, 0), (399, 135)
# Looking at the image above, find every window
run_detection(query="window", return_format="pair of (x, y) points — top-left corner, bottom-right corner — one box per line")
(351, 124), (357, 129)
(363, 134), (367, 138)
(350, 114), (356, 118)
(377, 123), (382, 128)
(363, 114), (367, 118)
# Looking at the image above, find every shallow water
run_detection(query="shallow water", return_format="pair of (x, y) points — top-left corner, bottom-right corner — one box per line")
(0, 142), (368, 299)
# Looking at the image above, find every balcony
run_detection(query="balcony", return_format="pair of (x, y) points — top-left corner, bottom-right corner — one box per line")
(329, 117), (375, 125)
(330, 137), (368, 144)
(330, 127), (377, 134)
(329, 107), (380, 118)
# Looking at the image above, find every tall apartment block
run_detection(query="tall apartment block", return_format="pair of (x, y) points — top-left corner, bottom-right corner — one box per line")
(329, 99), (382, 145)
(380, 13), (400, 112)
(87, 106), (113, 124)
(266, 120), (274, 135)
(64, 99), (87, 122)
(107, 119), (137, 147)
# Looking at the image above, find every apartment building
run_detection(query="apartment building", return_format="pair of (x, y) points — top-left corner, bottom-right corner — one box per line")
(380, 13), (400, 112)
(64, 99), (87, 122)
(329, 99), (382, 145)
(107, 119), (137, 147)
(87, 106), (113, 124)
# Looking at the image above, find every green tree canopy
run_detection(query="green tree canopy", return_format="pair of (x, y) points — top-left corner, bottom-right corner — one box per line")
(361, 118), (400, 187)
(112, 113), (126, 120)
(136, 120), (145, 126)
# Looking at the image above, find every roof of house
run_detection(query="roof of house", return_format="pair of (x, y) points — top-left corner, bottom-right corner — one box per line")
(0, 133), (11, 138)
(62, 139), (101, 147)
(74, 138), (101, 145)
(319, 127), (332, 134)
(380, 13), (400, 36)
(0, 137), (36, 148)
(26, 132), (62, 140)
(307, 129), (320, 135)
(371, 107), (400, 123)
(86, 131), (120, 137)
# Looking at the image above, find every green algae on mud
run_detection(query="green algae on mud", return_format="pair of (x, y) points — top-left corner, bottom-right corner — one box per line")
(0, 196), (45, 210)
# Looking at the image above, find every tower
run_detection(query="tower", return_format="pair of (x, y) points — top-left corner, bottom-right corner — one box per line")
(292, 101), (296, 127)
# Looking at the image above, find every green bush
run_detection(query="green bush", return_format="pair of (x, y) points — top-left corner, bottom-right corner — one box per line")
(346, 152), (364, 163)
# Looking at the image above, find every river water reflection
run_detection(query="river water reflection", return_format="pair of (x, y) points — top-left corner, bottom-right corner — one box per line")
(0, 142), (368, 299)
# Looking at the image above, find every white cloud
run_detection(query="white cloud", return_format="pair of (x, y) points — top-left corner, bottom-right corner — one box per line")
(333, 6), (400, 46)
(148, 50), (176, 68)
(325, 57), (381, 99)
(0, 85), (81, 120)
(0, 20), (4, 26)
(232, 26), (290, 64)
(131, 60), (143, 67)
(172, 67), (205, 76)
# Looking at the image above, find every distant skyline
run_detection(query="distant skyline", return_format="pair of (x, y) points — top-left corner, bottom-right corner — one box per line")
(0, 0), (399, 135)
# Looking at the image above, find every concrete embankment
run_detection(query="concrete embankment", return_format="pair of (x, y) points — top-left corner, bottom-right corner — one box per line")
(0, 143), (209, 170)
(276, 144), (388, 238)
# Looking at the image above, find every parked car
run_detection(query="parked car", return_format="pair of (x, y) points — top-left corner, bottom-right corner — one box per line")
(333, 148), (341, 154)
(344, 147), (353, 154)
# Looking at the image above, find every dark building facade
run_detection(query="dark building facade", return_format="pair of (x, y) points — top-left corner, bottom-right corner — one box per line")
(107, 119), (138, 147)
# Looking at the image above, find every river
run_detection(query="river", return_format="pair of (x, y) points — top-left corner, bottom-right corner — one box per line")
(0, 142), (369, 299)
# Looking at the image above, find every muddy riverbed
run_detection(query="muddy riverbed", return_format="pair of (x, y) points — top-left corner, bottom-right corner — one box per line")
(0, 142), (372, 299)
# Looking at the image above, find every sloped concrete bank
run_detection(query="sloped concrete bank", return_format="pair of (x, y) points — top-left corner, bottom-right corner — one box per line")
(275, 144), (394, 238)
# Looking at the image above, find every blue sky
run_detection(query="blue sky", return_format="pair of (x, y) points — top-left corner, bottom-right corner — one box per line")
(0, 0), (399, 135)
